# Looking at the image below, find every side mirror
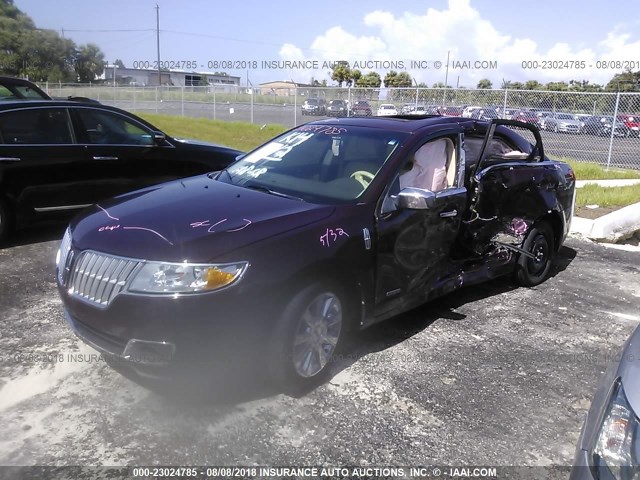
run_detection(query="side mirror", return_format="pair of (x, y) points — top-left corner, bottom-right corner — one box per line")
(153, 132), (166, 146)
(395, 187), (436, 210)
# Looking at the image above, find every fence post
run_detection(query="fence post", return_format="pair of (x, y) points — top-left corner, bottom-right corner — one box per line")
(213, 86), (216, 120)
(606, 91), (621, 170)
(250, 86), (254, 124)
(502, 88), (508, 118)
(155, 87), (158, 114)
(294, 86), (297, 126)
(181, 86), (184, 117)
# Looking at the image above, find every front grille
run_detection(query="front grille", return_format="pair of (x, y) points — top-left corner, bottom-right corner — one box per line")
(67, 251), (140, 306)
(57, 228), (72, 285)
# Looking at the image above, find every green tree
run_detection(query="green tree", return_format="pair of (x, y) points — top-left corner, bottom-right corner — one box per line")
(605, 70), (640, 92)
(114, 58), (126, 69)
(0, 0), (106, 82)
(476, 78), (492, 89)
(356, 71), (381, 88)
(384, 70), (412, 87)
(524, 80), (542, 90)
(545, 81), (569, 91)
(74, 43), (105, 82)
(350, 69), (362, 86)
(330, 61), (351, 87)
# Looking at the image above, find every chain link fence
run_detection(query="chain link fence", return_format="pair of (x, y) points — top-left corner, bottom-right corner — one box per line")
(41, 83), (640, 169)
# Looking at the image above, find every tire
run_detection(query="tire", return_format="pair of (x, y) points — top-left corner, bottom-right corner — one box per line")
(269, 282), (345, 390)
(515, 221), (555, 287)
(0, 198), (12, 244)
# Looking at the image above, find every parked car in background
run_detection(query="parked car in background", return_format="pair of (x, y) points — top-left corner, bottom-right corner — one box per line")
(56, 117), (575, 391)
(619, 114), (640, 137)
(301, 98), (327, 116)
(499, 108), (520, 120)
(350, 100), (372, 116)
(542, 113), (582, 133)
(512, 110), (540, 127)
(470, 108), (499, 120)
(0, 100), (242, 242)
(401, 103), (416, 114)
(326, 99), (348, 117)
(571, 324), (640, 479)
(581, 115), (630, 137)
(409, 105), (428, 115)
(462, 106), (482, 118)
(440, 106), (464, 117)
(377, 104), (398, 116)
(0, 76), (51, 100)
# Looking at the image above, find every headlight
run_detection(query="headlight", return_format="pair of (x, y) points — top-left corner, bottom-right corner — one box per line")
(127, 261), (248, 294)
(593, 380), (640, 478)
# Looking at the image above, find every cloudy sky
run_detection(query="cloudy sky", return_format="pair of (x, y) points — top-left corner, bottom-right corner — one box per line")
(17, 0), (640, 87)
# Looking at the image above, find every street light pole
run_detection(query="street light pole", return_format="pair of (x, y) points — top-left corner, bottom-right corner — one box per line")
(156, 4), (161, 86)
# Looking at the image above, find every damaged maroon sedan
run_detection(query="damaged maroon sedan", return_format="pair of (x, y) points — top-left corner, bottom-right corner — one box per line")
(56, 116), (575, 389)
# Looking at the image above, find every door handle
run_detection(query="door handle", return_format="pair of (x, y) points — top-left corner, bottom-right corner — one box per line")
(93, 156), (119, 161)
(0, 157), (21, 162)
(440, 209), (458, 218)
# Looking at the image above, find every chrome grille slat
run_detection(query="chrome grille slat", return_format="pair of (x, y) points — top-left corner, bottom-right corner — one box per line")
(94, 257), (117, 302)
(87, 256), (109, 300)
(67, 251), (140, 306)
(57, 228), (72, 285)
(102, 259), (126, 302)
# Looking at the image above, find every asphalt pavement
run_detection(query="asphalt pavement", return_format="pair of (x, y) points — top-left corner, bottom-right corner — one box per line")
(0, 227), (639, 470)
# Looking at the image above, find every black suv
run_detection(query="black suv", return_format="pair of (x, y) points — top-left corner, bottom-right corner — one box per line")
(0, 100), (242, 241)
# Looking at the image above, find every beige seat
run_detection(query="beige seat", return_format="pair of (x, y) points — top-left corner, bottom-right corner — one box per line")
(399, 138), (455, 191)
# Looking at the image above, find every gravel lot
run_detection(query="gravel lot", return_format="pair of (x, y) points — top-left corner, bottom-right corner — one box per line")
(0, 226), (639, 471)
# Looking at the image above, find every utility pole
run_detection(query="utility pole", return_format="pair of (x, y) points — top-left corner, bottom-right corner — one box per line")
(442, 50), (450, 105)
(156, 4), (161, 86)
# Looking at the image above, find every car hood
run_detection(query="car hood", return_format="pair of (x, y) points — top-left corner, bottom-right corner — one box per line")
(70, 176), (335, 262)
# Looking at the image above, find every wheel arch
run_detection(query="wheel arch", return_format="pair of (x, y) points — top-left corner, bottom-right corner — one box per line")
(538, 210), (564, 252)
(275, 259), (366, 332)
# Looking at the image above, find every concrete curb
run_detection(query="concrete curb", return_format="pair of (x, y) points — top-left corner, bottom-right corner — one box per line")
(570, 201), (640, 242)
(576, 179), (640, 188)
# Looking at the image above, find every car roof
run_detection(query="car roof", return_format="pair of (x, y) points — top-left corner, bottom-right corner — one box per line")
(0, 76), (51, 99)
(0, 99), (111, 110)
(0, 99), (165, 132)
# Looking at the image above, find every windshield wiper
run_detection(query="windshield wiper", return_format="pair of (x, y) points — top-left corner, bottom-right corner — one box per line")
(244, 184), (304, 202)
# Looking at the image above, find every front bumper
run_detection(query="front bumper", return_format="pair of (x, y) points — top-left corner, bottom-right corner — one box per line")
(569, 449), (594, 479)
(58, 278), (280, 377)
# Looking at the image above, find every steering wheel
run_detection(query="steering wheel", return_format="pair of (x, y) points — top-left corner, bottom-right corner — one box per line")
(350, 170), (375, 189)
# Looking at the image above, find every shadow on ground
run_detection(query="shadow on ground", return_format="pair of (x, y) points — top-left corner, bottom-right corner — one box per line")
(124, 245), (577, 406)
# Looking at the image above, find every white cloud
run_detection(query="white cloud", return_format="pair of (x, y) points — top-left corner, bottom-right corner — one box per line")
(277, 0), (640, 88)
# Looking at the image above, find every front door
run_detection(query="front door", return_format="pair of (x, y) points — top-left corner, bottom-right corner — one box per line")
(374, 131), (467, 317)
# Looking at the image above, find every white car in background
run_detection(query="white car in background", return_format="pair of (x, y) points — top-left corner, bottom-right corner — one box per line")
(462, 106), (482, 118)
(377, 104), (398, 116)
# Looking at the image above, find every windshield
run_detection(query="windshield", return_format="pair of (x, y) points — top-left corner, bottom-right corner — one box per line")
(219, 125), (407, 203)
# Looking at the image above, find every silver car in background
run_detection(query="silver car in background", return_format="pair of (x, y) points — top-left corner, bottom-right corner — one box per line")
(542, 113), (582, 133)
(571, 324), (640, 479)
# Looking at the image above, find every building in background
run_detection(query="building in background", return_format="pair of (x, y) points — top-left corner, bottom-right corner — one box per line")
(101, 67), (241, 91)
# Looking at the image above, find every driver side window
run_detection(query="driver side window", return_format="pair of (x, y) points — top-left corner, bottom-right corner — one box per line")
(76, 109), (154, 146)
(399, 137), (457, 192)
(381, 135), (459, 213)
